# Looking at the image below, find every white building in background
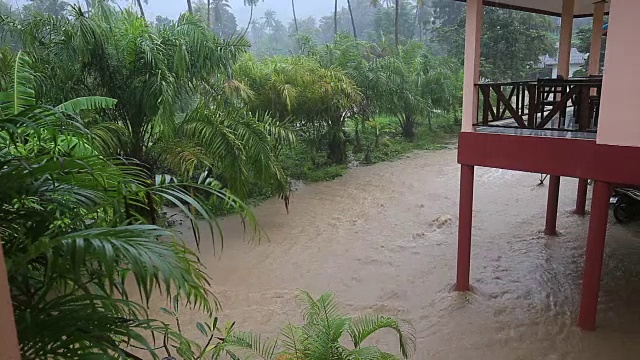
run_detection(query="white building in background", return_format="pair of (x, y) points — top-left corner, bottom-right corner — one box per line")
(540, 48), (586, 78)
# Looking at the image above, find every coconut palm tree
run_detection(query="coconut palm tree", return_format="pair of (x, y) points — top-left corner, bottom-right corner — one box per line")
(218, 291), (416, 359)
(261, 9), (277, 34)
(211, 0), (230, 33)
(242, 0), (263, 35)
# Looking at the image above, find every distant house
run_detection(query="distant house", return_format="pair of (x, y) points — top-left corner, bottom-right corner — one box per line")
(540, 48), (586, 78)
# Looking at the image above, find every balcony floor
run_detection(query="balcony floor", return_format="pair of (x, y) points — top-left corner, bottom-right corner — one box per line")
(475, 126), (597, 140)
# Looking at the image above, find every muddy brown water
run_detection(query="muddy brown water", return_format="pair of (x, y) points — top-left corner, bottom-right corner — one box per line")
(154, 148), (640, 359)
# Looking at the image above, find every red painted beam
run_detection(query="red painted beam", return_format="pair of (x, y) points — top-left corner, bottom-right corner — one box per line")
(456, 165), (475, 292)
(458, 132), (640, 186)
(575, 179), (589, 215)
(578, 181), (611, 331)
(545, 176), (561, 236)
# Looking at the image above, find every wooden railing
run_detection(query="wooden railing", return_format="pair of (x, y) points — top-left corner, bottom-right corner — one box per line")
(476, 78), (602, 132)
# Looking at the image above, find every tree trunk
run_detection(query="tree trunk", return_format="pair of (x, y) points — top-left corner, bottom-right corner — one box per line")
(136, 0), (145, 19)
(334, 0), (338, 37)
(186, 0), (193, 14)
(243, 6), (254, 36)
(401, 116), (416, 140)
(292, 0), (300, 51)
(207, 0), (211, 29)
(292, 0), (299, 35)
(347, 0), (357, 39)
(415, 3), (420, 41)
(394, 0), (400, 49)
(327, 118), (347, 164)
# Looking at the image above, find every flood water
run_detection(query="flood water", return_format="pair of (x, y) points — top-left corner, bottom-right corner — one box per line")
(161, 148), (640, 359)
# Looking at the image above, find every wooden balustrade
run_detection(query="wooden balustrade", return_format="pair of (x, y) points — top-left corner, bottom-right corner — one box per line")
(476, 78), (602, 132)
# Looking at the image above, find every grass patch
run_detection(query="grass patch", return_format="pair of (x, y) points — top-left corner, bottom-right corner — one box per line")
(352, 113), (457, 164)
(280, 145), (347, 182)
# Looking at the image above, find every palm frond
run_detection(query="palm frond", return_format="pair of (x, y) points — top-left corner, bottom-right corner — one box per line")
(348, 315), (416, 359)
(0, 51), (35, 116)
(55, 96), (117, 114)
(222, 332), (278, 360)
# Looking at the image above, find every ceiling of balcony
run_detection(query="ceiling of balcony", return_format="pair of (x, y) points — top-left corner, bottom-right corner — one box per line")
(457, 0), (611, 18)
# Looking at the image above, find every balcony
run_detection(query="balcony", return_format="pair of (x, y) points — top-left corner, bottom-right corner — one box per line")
(474, 78), (602, 140)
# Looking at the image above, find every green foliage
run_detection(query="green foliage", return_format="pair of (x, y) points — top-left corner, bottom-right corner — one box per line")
(572, 22), (607, 77)
(0, 53), (214, 359)
(3, 2), (289, 225)
(236, 54), (362, 164)
(434, 7), (556, 81)
(208, 291), (416, 360)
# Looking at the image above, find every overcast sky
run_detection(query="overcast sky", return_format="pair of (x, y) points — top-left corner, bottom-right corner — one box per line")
(10, 0), (350, 24)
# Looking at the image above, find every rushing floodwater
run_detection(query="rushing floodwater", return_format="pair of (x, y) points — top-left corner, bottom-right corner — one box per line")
(158, 148), (640, 359)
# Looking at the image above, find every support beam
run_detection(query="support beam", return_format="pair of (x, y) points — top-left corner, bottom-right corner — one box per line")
(589, 1), (606, 76)
(456, 165), (475, 292)
(575, 179), (589, 215)
(545, 175), (561, 236)
(578, 181), (610, 331)
(461, 0), (483, 132)
(557, 0), (575, 78)
(0, 240), (21, 359)
(575, 1), (604, 214)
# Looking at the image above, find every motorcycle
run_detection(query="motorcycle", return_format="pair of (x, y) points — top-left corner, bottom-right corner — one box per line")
(611, 187), (640, 223)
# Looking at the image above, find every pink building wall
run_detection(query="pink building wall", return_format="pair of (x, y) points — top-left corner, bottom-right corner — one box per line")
(596, 0), (640, 147)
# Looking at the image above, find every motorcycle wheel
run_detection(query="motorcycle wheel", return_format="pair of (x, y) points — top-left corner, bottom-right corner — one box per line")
(613, 197), (634, 224)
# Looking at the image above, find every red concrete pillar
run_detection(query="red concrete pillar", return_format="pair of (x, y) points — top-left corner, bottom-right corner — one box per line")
(545, 175), (561, 236)
(575, 179), (589, 215)
(0, 240), (21, 359)
(456, 164), (474, 292)
(578, 180), (610, 331)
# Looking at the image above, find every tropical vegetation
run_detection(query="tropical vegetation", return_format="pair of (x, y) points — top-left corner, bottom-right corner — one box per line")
(167, 291), (416, 360)
(0, 0), (564, 358)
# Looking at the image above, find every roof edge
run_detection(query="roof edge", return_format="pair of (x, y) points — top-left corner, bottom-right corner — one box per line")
(453, 0), (604, 18)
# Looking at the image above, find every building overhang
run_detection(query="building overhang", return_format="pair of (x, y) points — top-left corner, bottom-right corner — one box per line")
(455, 0), (610, 18)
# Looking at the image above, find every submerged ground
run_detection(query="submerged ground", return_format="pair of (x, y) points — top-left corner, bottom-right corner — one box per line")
(165, 148), (640, 359)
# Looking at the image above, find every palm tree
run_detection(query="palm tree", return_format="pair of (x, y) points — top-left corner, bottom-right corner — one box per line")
(374, 44), (430, 139)
(219, 291), (416, 359)
(347, 0), (357, 39)
(211, 0), (231, 34)
(235, 56), (361, 164)
(0, 51), (213, 358)
(242, 0), (263, 35)
(187, 0), (193, 14)
(262, 9), (277, 34)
